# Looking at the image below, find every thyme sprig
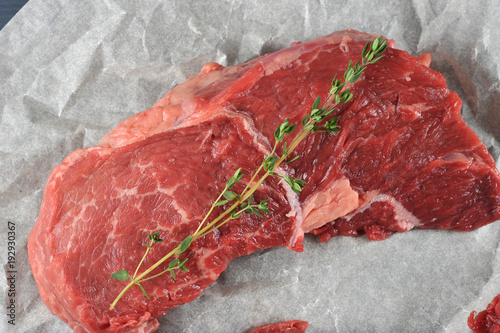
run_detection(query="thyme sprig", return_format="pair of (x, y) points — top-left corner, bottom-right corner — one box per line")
(109, 36), (387, 310)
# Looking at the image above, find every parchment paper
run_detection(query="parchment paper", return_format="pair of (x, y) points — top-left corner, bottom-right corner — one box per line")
(1, 0), (500, 332)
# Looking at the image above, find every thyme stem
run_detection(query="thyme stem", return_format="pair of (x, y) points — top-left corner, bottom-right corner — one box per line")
(240, 142), (278, 197)
(194, 189), (226, 235)
(132, 242), (152, 280)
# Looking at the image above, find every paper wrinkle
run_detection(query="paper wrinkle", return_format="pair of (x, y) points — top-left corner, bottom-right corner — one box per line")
(1, 0), (500, 333)
(26, 14), (126, 119)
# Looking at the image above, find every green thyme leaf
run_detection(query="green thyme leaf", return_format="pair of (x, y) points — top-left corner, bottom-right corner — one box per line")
(303, 124), (315, 131)
(371, 36), (380, 51)
(137, 283), (150, 299)
(153, 232), (163, 243)
(226, 168), (244, 189)
(253, 209), (263, 218)
(302, 114), (310, 126)
(324, 119), (340, 133)
(361, 42), (370, 58)
(176, 235), (193, 255)
(111, 270), (130, 281)
(247, 194), (254, 205)
(231, 209), (242, 219)
(286, 155), (301, 163)
(312, 96), (321, 110)
(169, 258), (180, 269)
(223, 190), (239, 201)
(257, 200), (270, 214)
(331, 73), (338, 86)
(214, 199), (229, 207)
(283, 142), (288, 156)
(323, 108), (335, 117)
(274, 118), (297, 142)
(263, 156), (279, 172)
(340, 89), (353, 103)
(284, 176), (307, 194)
(179, 259), (190, 272)
(370, 55), (385, 64)
(147, 231), (163, 243)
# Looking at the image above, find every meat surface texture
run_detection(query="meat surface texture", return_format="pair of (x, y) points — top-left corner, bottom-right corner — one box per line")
(28, 30), (500, 332)
(29, 116), (302, 332)
(468, 295), (500, 333)
(249, 320), (309, 333)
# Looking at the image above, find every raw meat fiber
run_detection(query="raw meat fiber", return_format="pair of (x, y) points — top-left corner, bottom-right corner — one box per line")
(468, 295), (500, 333)
(249, 320), (309, 333)
(28, 30), (500, 332)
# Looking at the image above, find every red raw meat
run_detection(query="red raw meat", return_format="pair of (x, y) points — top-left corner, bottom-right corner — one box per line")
(99, 30), (500, 240)
(469, 295), (500, 333)
(249, 320), (309, 333)
(29, 116), (302, 332)
(28, 30), (500, 332)
(215, 33), (500, 240)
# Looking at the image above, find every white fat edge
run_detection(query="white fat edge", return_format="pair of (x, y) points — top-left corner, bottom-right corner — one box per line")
(235, 110), (303, 248)
(260, 38), (342, 77)
(259, 30), (375, 76)
(229, 110), (304, 226)
(277, 172), (304, 249)
(343, 192), (422, 231)
(339, 35), (353, 53)
(399, 101), (433, 116)
(237, 112), (304, 245)
(261, 48), (305, 76)
(160, 66), (244, 130)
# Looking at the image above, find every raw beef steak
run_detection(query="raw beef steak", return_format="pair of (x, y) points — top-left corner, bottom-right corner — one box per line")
(29, 115), (302, 332)
(29, 29), (500, 332)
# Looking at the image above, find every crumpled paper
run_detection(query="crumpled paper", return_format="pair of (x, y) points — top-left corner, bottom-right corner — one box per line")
(1, 0), (499, 332)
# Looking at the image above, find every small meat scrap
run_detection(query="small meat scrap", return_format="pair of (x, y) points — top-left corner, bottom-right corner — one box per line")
(249, 320), (309, 333)
(469, 295), (500, 333)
